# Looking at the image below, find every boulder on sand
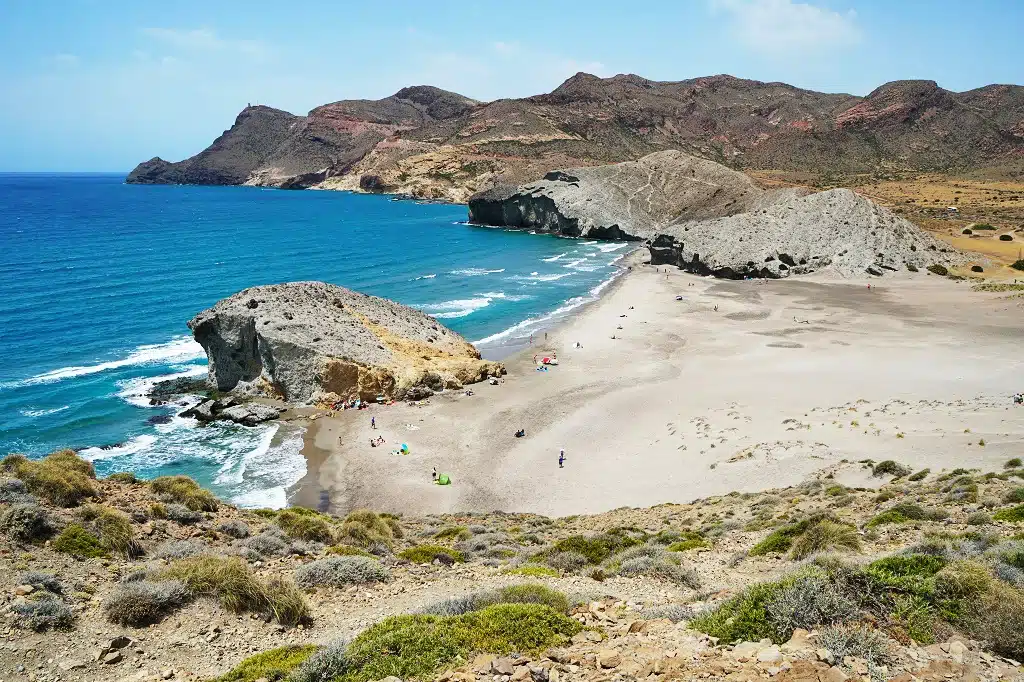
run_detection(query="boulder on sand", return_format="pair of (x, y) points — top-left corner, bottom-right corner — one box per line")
(188, 282), (504, 404)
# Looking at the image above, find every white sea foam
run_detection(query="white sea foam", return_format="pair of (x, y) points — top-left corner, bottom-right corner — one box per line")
(593, 242), (631, 253)
(216, 424), (280, 486)
(227, 430), (307, 509)
(412, 273), (437, 280)
(19, 405), (70, 418)
(542, 253), (568, 262)
(5, 336), (205, 388)
(561, 258), (589, 269)
(511, 272), (572, 283)
(448, 268), (505, 276)
(419, 293), (514, 319)
(115, 365), (207, 408)
(476, 292), (531, 302)
(473, 270), (625, 347)
(80, 434), (159, 461)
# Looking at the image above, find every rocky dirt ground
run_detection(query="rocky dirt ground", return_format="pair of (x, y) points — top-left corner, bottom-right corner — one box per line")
(2, 450), (1024, 682)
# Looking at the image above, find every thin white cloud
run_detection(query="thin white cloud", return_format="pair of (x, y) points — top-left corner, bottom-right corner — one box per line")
(711, 0), (862, 54)
(50, 53), (81, 67)
(141, 27), (272, 60)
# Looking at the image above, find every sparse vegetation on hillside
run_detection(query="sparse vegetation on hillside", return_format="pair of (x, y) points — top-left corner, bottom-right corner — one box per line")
(5, 456), (1024, 680)
(1, 450), (97, 507)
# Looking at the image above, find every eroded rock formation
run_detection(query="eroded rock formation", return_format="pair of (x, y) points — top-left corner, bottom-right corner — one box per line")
(188, 282), (503, 404)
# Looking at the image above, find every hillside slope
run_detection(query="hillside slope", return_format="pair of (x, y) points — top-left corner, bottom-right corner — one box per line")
(128, 74), (1024, 199)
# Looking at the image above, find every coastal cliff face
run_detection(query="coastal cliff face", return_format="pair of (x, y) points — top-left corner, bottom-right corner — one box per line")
(127, 73), (1024, 200)
(187, 282), (503, 404)
(467, 150), (762, 240)
(468, 150), (963, 278)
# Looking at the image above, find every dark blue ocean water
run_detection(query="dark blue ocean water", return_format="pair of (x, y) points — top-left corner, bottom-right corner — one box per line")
(0, 174), (629, 506)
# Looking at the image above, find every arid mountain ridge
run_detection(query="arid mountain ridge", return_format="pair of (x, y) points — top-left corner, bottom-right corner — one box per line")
(127, 73), (1024, 202)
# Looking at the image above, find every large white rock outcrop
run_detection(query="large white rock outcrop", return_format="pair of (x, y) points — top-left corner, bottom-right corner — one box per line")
(188, 282), (504, 403)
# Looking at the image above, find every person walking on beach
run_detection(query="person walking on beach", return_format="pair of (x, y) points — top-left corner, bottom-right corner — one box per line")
(371, 416), (376, 430)
(558, 448), (565, 468)
(432, 466), (438, 482)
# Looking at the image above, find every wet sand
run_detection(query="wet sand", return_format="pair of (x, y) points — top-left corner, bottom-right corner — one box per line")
(294, 259), (1024, 516)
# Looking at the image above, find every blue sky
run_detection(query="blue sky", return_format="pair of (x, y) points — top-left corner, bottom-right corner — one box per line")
(1, 0), (1022, 171)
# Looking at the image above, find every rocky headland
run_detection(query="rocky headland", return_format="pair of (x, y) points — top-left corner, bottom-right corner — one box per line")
(468, 151), (963, 278)
(187, 282), (503, 405)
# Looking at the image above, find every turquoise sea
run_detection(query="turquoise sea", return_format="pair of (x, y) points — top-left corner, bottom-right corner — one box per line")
(0, 174), (630, 506)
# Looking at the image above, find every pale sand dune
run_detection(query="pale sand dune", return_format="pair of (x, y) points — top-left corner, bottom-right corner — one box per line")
(293, 255), (1024, 516)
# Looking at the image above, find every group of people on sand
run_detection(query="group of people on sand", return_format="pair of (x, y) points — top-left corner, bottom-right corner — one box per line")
(1014, 393), (1023, 405)
(369, 435), (386, 447)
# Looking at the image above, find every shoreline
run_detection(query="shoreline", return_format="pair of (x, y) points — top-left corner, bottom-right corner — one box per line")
(476, 248), (643, 361)
(291, 262), (1024, 517)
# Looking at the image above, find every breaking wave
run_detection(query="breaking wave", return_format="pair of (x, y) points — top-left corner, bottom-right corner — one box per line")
(3, 336), (204, 389)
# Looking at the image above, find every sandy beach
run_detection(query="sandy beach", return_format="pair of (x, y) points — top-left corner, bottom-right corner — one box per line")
(293, 255), (1024, 516)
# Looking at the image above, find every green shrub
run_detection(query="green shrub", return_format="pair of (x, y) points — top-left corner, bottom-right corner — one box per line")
(337, 509), (394, 548)
(1, 450), (97, 507)
(927, 264), (949, 276)
(867, 502), (945, 527)
(434, 526), (471, 541)
(149, 475), (219, 511)
(1005, 458), (1023, 469)
(52, 524), (107, 558)
(149, 502), (168, 519)
(276, 509), (335, 543)
(0, 503), (53, 543)
(80, 504), (141, 556)
(825, 485), (847, 496)
(264, 578), (312, 628)
(155, 556), (310, 625)
(790, 521), (860, 560)
(398, 544), (465, 564)
(994, 505), (1024, 523)
(294, 556), (389, 588)
(490, 584), (570, 613)
(547, 532), (640, 565)
(690, 580), (785, 643)
(750, 521), (809, 556)
(1005, 488), (1024, 504)
(973, 223), (997, 230)
(106, 472), (138, 484)
(214, 644), (317, 682)
(908, 468), (930, 481)
(339, 604), (580, 682)
(104, 580), (190, 626)
(1011, 259), (1024, 272)
(666, 531), (709, 552)
(328, 544), (374, 558)
(866, 554), (946, 595)
(873, 460), (912, 478)
(504, 565), (559, 578)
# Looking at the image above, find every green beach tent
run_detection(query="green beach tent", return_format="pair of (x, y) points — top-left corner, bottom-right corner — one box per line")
(436, 474), (451, 485)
